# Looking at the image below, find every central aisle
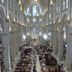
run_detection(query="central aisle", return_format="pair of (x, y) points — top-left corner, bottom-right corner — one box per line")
(36, 55), (41, 72)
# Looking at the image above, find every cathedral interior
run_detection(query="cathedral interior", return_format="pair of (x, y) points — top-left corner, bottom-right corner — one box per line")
(0, 0), (72, 72)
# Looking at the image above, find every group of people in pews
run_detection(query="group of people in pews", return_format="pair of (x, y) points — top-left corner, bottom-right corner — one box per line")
(35, 44), (65, 72)
(0, 41), (4, 72)
(14, 45), (32, 72)
(14, 42), (65, 72)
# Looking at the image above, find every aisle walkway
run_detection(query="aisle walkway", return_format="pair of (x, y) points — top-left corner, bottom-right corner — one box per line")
(36, 54), (41, 72)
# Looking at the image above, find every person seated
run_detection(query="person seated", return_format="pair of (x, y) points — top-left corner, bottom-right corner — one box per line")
(44, 54), (57, 66)
(33, 66), (37, 72)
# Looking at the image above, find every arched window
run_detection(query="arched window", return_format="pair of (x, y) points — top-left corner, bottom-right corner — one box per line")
(25, 7), (30, 15)
(32, 5), (37, 16)
(27, 7), (29, 14)
(0, 24), (3, 33)
(24, 4), (43, 16)
(40, 7), (42, 14)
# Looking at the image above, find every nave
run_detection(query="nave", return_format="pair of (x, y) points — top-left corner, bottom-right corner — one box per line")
(0, 0), (72, 72)
(14, 42), (65, 72)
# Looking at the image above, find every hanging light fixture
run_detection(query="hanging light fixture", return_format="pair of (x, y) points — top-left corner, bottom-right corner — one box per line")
(50, 0), (53, 5)
(43, 34), (48, 40)
(7, 15), (9, 20)
(27, 32), (30, 36)
(13, 18), (16, 22)
(19, 0), (21, 5)
(67, 15), (70, 20)
(20, 5), (23, 11)
(13, 18), (16, 24)
(39, 32), (42, 36)
(6, 14), (9, 23)
(22, 34), (26, 40)
(35, 0), (37, 2)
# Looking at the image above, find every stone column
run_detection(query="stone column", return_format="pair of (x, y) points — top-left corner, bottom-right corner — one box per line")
(0, 3), (12, 72)
(53, 24), (58, 55)
(57, 0), (64, 61)
(2, 24), (12, 72)
(58, 24), (64, 61)
(65, 0), (72, 70)
(66, 25), (72, 70)
(50, 25), (53, 48)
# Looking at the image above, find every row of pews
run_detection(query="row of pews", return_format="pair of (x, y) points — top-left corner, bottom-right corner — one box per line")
(14, 45), (32, 72)
(14, 42), (65, 72)
(0, 41), (4, 72)
(36, 44), (65, 72)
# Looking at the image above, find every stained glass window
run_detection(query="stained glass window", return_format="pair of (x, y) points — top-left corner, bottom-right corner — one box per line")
(62, 0), (68, 11)
(24, 4), (43, 16)
(63, 0), (66, 10)
(66, 0), (68, 8)
(25, 7), (30, 15)
(32, 5), (37, 16)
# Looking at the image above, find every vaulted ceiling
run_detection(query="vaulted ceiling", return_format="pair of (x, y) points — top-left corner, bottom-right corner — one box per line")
(18, 0), (51, 35)
(19, 0), (50, 14)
